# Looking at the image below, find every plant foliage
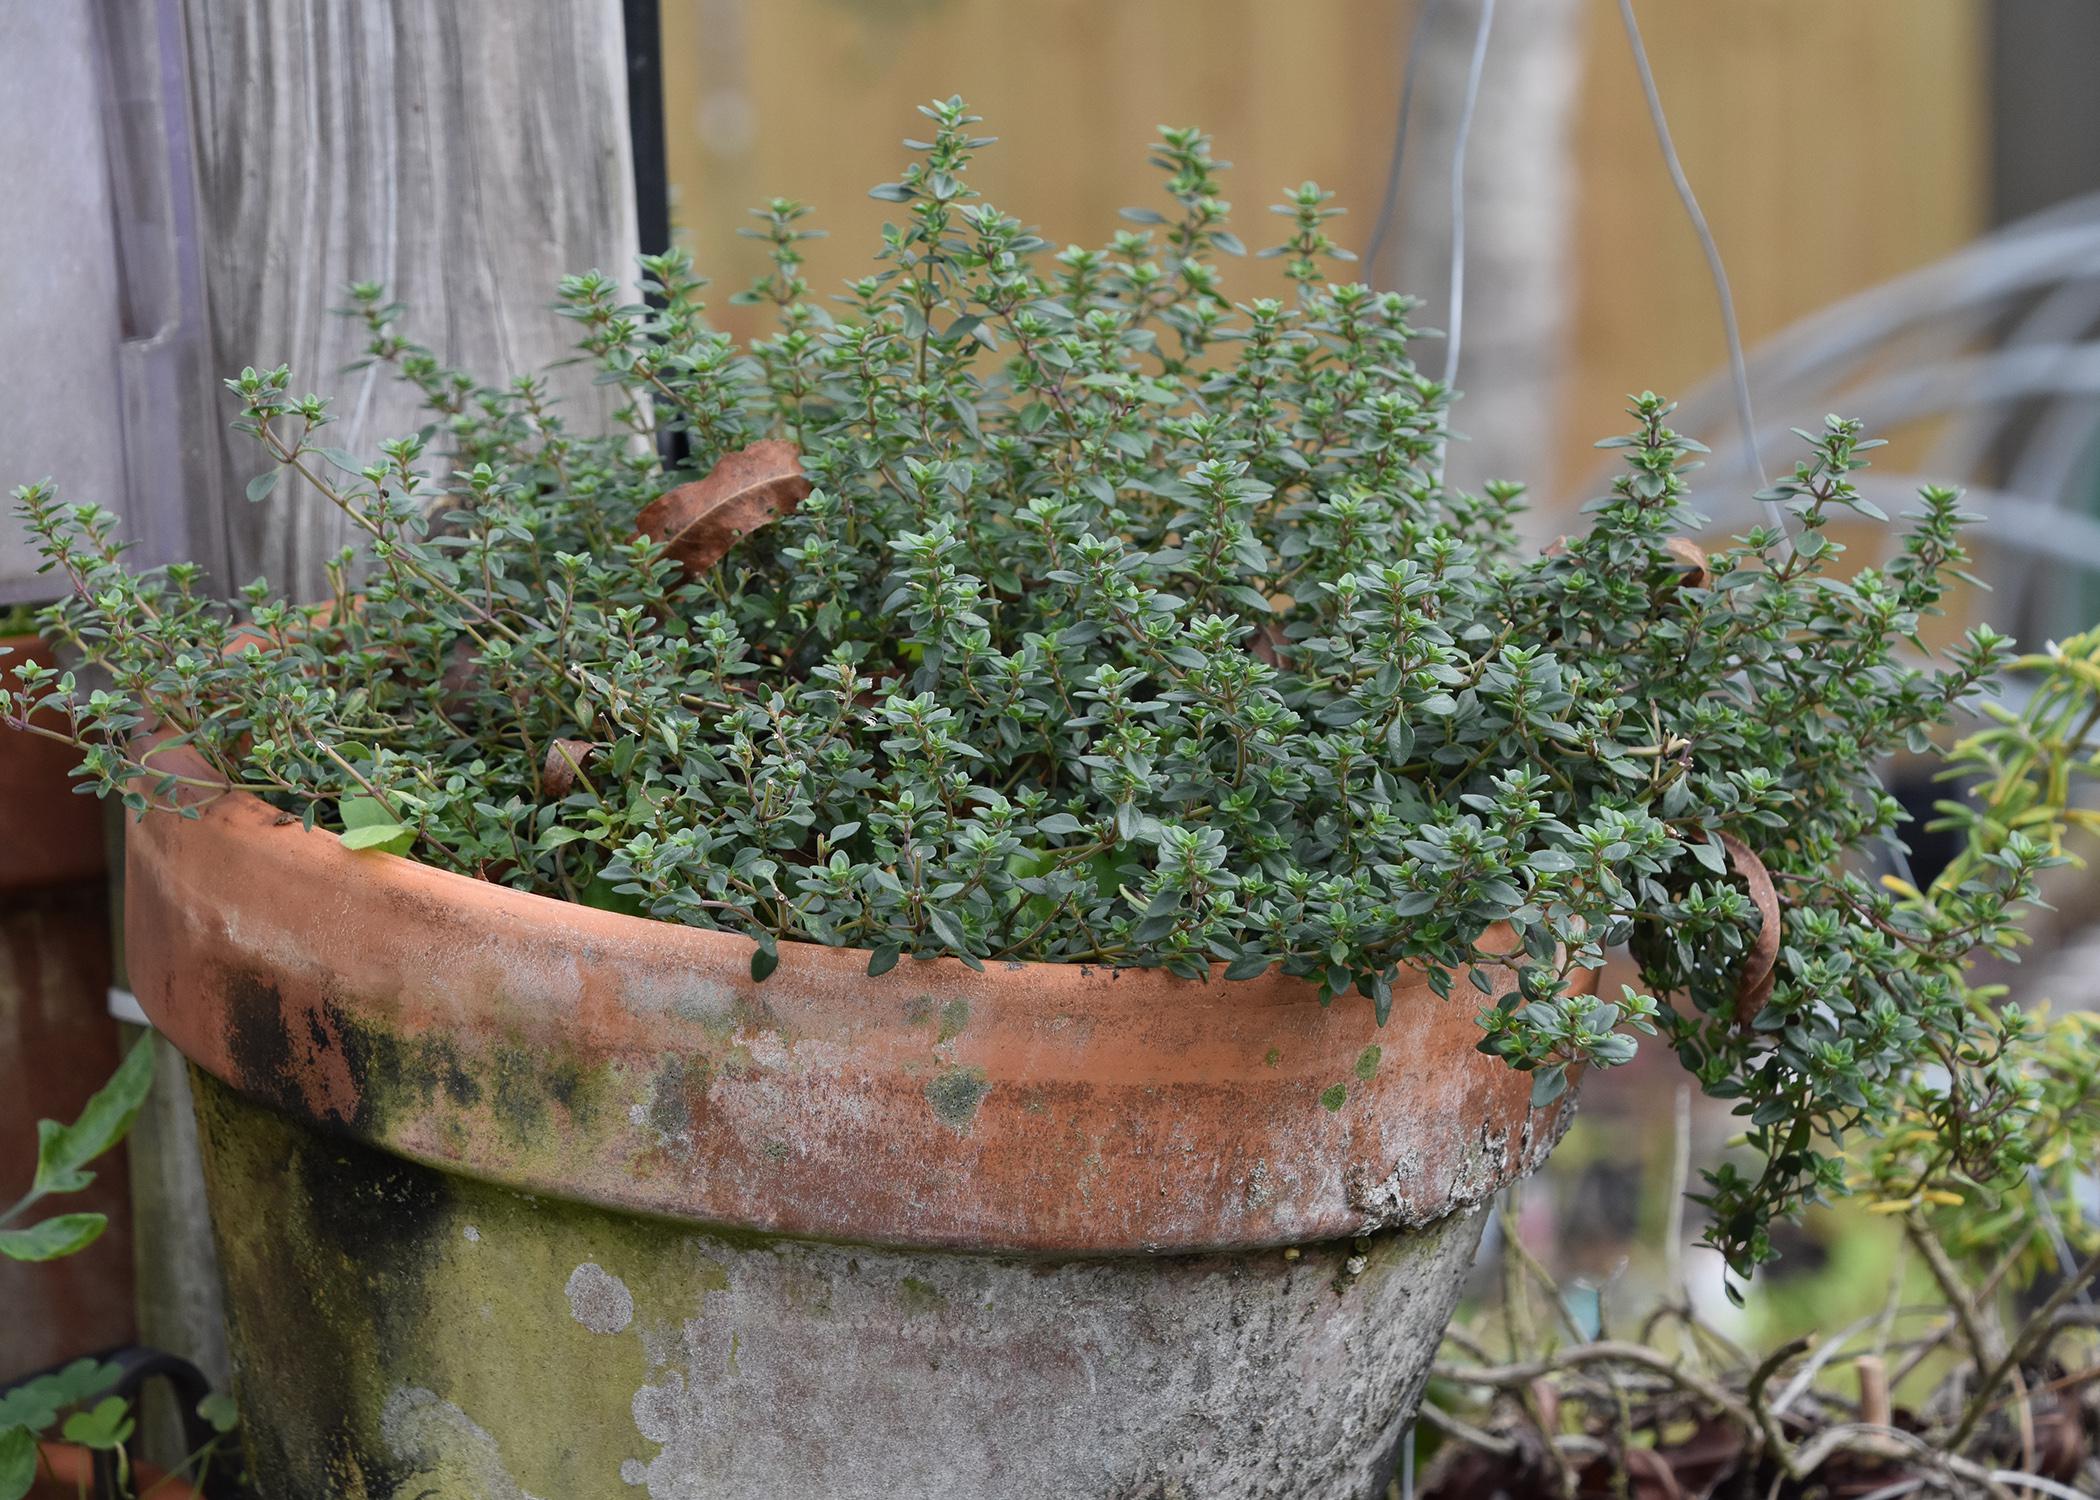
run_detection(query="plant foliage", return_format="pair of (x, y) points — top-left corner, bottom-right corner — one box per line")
(0, 100), (2047, 1278)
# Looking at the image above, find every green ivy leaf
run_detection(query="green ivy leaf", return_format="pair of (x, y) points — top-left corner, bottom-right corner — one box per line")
(0, 1213), (107, 1262)
(34, 1033), (155, 1197)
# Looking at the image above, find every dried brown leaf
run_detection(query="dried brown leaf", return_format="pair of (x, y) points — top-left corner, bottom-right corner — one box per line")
(1248, 622), (1290, 669)
(1663, 536), (1711, 590)
(543, 739), (598, 799)
(1718, 832), (1780, 1025)
(634, 439), (812, 579)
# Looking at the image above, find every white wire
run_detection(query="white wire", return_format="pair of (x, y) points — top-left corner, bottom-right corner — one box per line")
(1441, 0), (1497, 392)
(1984, 1475), (2094, 1500)
(1365, 0), (1444, 280)
(1616, 0), (1770, 496)
(1434, 0), (1499, 488)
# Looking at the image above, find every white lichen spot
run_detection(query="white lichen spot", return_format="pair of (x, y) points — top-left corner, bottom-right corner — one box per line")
(620, 1459), (648, 1486)
(630, 1369), (686, 1445)
(629, 1103), (648, 1126)
(463, 1225), (481, 1243)
(567, 1262), (636, 1335)
(380, 1386), (545, 1500)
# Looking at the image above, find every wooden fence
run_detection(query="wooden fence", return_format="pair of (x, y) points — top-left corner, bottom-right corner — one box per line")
(662, 0), (1987, 498)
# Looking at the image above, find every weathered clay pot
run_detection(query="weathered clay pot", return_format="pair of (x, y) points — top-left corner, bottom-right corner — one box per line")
(126, 753), (1580, 1500)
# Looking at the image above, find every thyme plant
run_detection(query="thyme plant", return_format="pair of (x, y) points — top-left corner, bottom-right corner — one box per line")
(1, 100), (2045, 1278)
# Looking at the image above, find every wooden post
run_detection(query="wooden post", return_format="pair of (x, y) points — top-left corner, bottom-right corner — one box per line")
(115, 0), (644, 1392)
(0, 3), (134, 600)
(179, 0), (643, 596)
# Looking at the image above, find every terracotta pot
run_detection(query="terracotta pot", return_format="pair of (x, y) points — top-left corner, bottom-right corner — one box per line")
(1, 634), (106, 892)
(0, 634), (131, 1382)
(126, 749), (1582, 1500)
(28, 1441), (200, 1499)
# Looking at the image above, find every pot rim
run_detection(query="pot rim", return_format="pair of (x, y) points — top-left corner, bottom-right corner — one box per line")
(135, 737), (1259, 984)
(127, 738), (1580, 1255)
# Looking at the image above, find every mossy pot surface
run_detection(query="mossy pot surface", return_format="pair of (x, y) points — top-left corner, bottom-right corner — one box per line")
(126, 759), (1583, 1497)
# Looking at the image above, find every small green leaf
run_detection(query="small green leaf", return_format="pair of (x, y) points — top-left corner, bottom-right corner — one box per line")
(866, 945), (900, 977)
(339, 822), (414, 854)
(245, 468), (282, 502)
(338, 795), (414, 854)
(60, 1396), (133, 1451)
(580, 876), (648, 918)
(197, 1392), (238, 1435)
(339, 795), (396, 830)
(0, 1213), (107, 1262)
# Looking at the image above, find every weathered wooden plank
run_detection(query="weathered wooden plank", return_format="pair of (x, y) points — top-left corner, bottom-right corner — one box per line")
(180, 0), (642, 597)
(660, 0), (1422, 344)
(106, 0), (645, 1408)
(0, 3), (130, 601)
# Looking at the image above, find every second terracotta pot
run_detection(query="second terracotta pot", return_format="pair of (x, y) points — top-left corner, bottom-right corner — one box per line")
(1, 633), (131, 1385)
(1, 633), (106, 893)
